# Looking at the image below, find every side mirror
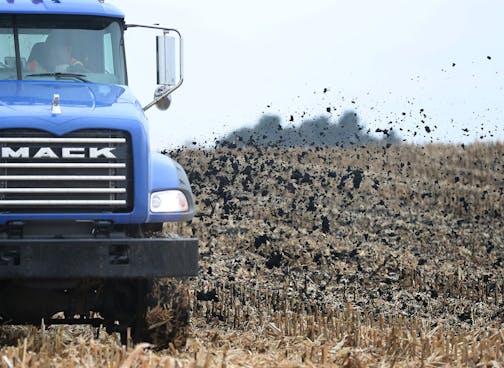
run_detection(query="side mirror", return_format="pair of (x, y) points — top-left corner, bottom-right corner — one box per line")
(156, 33), (181, 86)
(127, 24), (184, 112)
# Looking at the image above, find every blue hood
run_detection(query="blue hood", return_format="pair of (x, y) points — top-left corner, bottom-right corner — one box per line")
(0, 80), (156, 225)
(0, 80), (193, 225)
(0, 81), (146, 134)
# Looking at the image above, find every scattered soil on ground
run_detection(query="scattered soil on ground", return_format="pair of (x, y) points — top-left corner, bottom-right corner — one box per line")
(1, 143), (503, 367)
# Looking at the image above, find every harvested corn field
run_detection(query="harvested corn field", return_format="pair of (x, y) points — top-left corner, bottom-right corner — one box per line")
(1, 143), (504, 367)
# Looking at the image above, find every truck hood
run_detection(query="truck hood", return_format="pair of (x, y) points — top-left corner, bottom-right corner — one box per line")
(0, 81), (146, 124)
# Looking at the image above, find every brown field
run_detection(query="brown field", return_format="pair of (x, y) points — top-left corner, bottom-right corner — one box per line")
(1, 143), (503, 367)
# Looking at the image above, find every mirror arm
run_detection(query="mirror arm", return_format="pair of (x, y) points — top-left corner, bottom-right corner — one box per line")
(143, 77), (184, 112)
(126, 24), (181, 34)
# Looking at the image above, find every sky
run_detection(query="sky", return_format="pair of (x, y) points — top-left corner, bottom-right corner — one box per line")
(107, 0), (504, 150)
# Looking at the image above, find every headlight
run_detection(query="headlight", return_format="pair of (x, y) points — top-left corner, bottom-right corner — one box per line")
(150, 190), (189, 213)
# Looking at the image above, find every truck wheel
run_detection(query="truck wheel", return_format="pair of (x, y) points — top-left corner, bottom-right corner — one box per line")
(134, 278), (191, 349)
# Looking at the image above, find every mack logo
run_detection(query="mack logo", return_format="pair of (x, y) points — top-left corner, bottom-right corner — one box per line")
(1, 147), (117, 159)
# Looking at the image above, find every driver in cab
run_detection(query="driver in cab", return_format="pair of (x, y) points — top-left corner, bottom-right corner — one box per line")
(28, 31), (85, 73)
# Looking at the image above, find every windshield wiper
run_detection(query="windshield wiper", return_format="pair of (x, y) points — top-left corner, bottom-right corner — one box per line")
(26, 72), (89, 82)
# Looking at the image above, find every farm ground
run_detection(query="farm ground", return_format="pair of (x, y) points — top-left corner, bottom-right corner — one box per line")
(1, 143), (503, 367)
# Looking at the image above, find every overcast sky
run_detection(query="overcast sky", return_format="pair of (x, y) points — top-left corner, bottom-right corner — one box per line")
(108, 0), (504, 149)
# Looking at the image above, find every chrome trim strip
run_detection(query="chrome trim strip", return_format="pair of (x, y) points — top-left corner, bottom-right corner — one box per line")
(0, 200), (127, 206)
(0, 175), (126, 181)
(0, 188), (126, 194)
(0, 163), (126, 169)
(0, 138), (126, 143)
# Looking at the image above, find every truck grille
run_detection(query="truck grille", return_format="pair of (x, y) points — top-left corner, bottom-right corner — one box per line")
(0, 129), (133, 213)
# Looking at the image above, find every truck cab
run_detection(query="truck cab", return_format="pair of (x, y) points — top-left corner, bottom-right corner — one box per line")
(0, 0), (198, 347)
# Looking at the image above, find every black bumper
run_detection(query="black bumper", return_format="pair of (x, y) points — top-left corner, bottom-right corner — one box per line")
(0, 238), (198, 279)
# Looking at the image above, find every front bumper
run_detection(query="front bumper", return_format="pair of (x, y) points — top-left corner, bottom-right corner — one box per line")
(0, 237), (198, 279)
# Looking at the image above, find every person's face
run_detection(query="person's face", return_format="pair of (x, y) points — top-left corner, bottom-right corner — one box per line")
(49, 43), (71, 65)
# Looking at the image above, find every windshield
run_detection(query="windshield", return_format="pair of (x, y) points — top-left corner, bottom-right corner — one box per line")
(0, 15), (126, 84)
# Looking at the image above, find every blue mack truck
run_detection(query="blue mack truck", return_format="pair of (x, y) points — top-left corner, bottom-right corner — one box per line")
(0, 0), (198, 347)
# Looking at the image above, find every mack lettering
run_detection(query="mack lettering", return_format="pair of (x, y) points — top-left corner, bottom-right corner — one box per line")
(1, 147), (117, 159)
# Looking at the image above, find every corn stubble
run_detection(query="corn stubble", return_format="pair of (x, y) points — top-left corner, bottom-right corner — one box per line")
(145, 279), (191, 349)
(1, 143), (503, 367)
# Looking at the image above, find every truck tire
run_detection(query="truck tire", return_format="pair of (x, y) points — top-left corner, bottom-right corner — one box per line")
(104, 230), (193, 348)
(129, 278), (191, 349)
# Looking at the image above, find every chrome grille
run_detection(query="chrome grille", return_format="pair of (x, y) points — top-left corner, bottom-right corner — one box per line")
(0, 129), (132, 213)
